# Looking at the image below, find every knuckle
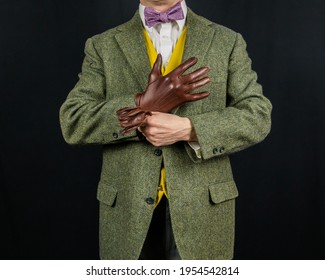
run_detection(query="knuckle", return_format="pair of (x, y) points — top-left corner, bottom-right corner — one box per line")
(164, 76), (171, 82)
(167, 83), (175, 91)
(146, 126), (157, 136)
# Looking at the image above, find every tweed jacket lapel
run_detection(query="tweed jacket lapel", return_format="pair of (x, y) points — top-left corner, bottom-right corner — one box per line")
(115, 12), (151, 90)
(114, 9), (215, 91)
(172, 9), (215, 115)
(183, 9), (215, 64)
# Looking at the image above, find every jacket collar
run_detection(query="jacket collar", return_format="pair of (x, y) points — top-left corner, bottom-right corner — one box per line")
(114, 8), (215, 90)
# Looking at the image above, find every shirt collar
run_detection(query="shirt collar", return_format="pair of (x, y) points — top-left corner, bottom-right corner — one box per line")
(139, 0), (187, 31)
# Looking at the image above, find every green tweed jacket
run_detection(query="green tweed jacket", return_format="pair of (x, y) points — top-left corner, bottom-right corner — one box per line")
(59, 9), (272, 260)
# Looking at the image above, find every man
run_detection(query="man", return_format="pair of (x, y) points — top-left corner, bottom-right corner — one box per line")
(60, 0), (272, 259)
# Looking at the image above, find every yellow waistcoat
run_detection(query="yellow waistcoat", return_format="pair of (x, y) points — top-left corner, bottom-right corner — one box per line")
(143, 27), (187, 207)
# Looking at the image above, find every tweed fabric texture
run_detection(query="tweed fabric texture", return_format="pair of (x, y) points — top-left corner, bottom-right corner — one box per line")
(59, 9), (272, 260)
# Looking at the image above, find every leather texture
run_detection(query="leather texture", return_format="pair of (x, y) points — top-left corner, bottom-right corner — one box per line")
(116, 54), (210, 134)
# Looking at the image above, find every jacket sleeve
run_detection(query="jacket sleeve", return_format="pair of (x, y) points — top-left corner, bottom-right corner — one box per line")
(187, 33), (272, 161)
(59, 37), (139, 145)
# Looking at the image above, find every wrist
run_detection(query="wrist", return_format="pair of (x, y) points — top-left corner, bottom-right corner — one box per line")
(182, 117), (198, 142)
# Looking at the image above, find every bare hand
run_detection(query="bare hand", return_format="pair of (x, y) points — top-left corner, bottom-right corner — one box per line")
(138, 112), (198, 146)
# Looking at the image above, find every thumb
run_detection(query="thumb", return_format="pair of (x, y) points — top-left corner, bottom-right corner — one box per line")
(148, 54), (162, 84)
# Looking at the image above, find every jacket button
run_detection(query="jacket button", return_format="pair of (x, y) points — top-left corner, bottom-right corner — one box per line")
(154, 149), (162, 156)
(219, 147), (225, 153)
(145, 197), (155, 205)
(112, 132), (119, 139)
(213, 148), (219, 154)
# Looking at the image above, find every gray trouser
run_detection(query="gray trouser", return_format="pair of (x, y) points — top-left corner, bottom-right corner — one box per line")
(139, 196), (181, 260)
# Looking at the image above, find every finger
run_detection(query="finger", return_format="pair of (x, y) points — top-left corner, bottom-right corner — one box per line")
(117, 107), (144, 121)
(121, 125), (138, 135)
(120, 115), (149, 134)
(148, 54), (162, 84)
(137, 124), (147, 137)
(119, 118), (143, 128)
(153, 54), (162, 73)
(185, 91), (210, 102)
(171, 57), (198, 76)
(183, 77), (211, 92)
(182, 67), (209, 83)
(126, 117), (150, 135)
(118, 108), (145, 124)
(116, 106), (135, 116)
(119, 113), (148, 127)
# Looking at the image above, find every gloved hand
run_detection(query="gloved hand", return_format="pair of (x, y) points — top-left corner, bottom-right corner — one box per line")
(116, 54), (210, 134)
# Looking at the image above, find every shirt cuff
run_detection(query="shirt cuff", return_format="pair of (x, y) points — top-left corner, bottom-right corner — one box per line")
(188, 141), (202, 159)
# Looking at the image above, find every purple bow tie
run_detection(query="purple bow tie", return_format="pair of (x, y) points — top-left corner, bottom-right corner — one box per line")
(144, 2), (184, 28)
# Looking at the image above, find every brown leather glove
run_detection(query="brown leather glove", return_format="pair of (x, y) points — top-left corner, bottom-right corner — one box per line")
(116, 54), (210, 134)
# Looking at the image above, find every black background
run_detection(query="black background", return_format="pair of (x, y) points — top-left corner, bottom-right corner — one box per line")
(0, 0), (324, 259)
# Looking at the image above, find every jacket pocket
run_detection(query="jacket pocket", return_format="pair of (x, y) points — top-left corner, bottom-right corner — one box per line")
(97, 182), (118, 207)
(208, 180), (239, 204)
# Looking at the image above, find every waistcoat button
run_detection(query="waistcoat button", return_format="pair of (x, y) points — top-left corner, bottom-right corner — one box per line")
(145, 197), (155, 205)
(154, 149), (162, 156)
